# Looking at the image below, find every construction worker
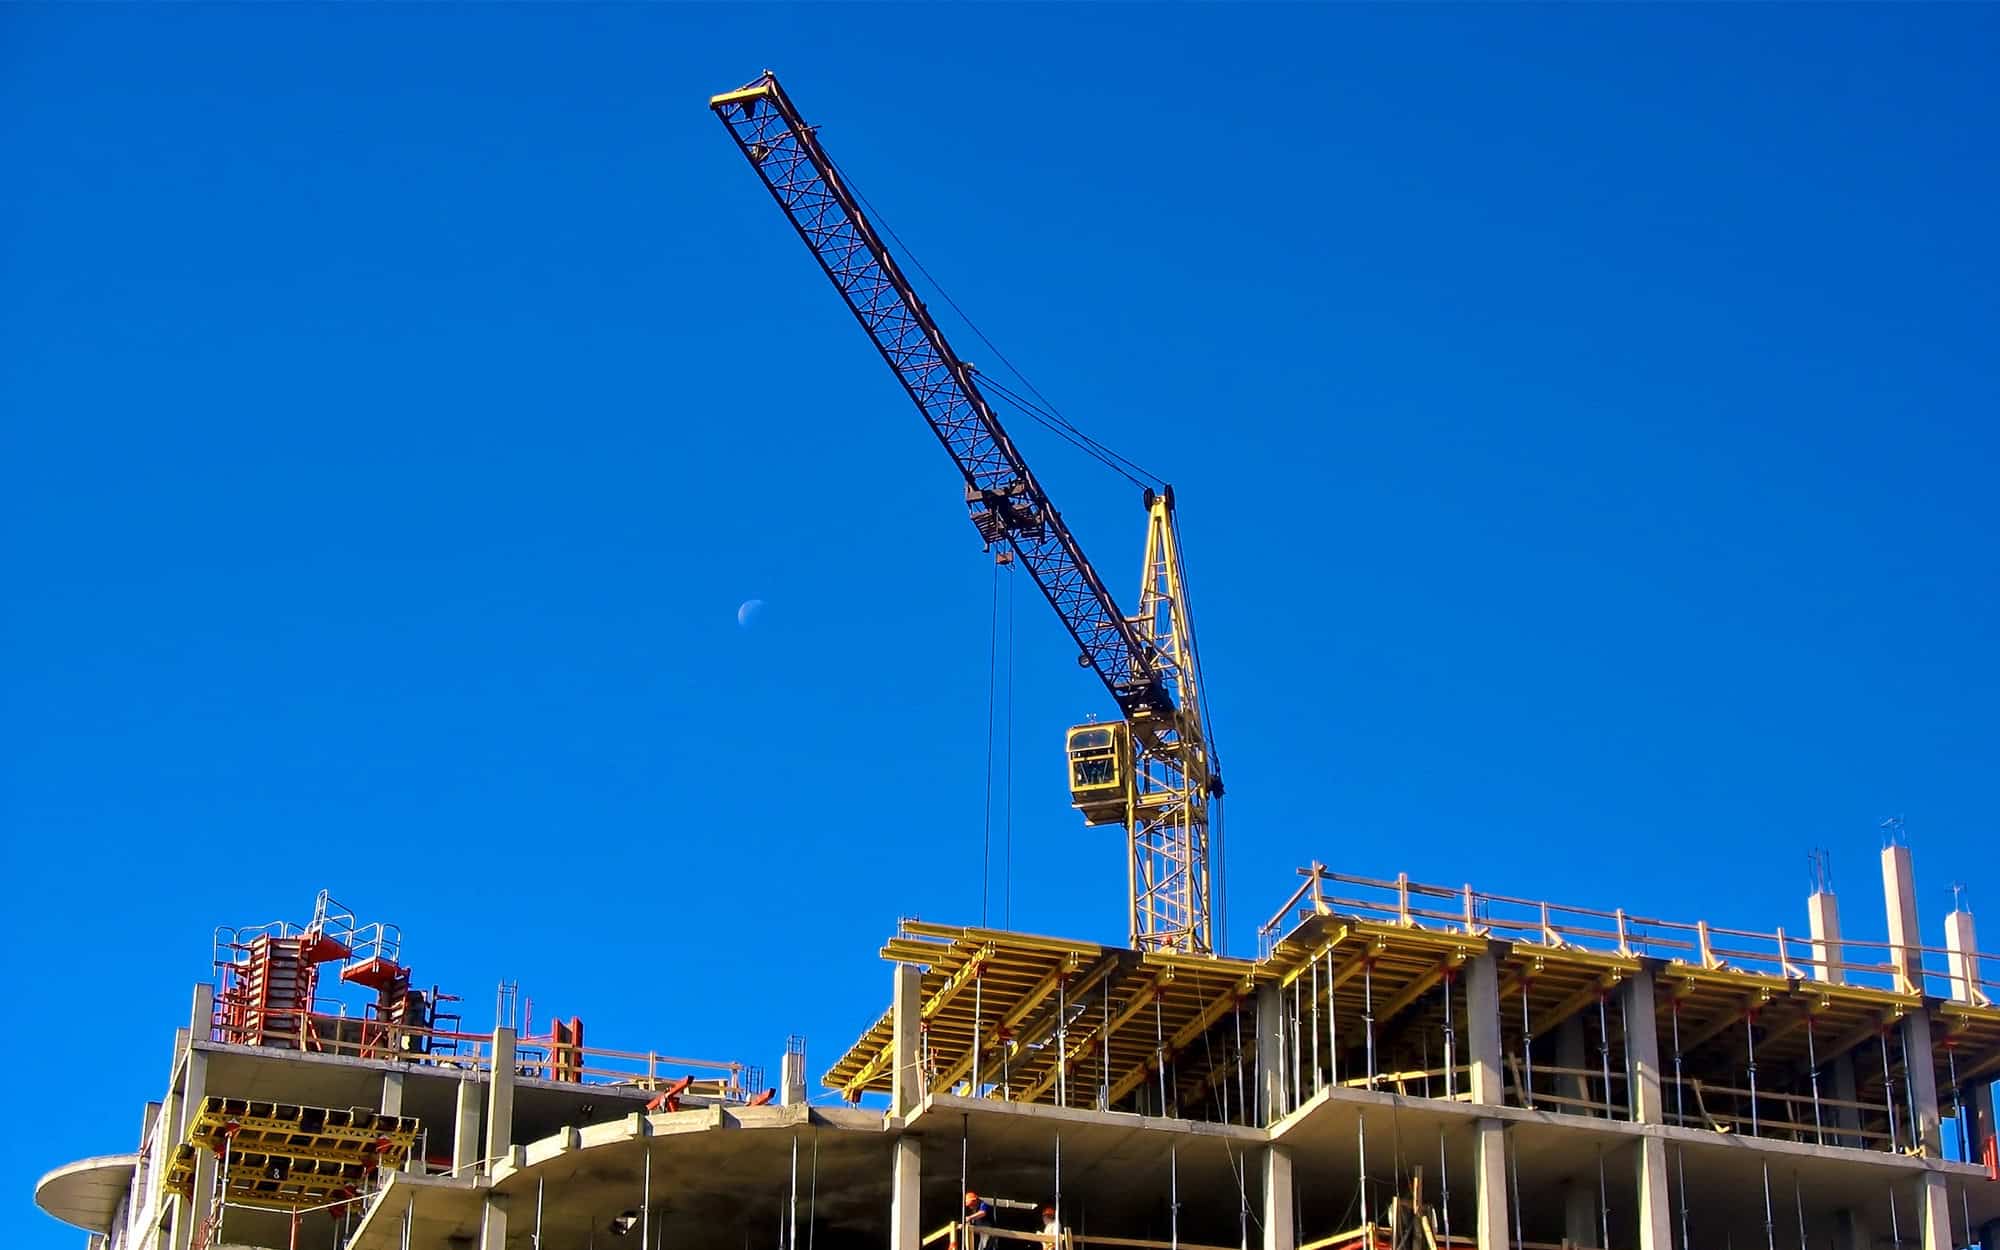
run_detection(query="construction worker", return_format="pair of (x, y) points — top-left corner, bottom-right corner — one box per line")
(1039, 1205), (1061, 1247)
(963, 1191), (993, 1250)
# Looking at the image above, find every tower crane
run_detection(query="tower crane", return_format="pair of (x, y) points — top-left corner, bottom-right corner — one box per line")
(710, 72), (1222, 955)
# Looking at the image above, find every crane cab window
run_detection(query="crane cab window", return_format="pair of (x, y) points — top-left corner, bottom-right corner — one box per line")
(1066, 723), (1129, 824)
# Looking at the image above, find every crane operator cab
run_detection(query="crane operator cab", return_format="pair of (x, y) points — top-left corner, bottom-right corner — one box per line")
(1066, 721), (1130, 825)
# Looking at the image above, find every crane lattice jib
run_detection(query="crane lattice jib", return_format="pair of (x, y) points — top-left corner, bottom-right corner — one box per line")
(711, 73), (1171, 718)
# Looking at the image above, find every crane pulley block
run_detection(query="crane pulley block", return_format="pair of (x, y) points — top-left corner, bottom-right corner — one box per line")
(966, 480), (1046, 543)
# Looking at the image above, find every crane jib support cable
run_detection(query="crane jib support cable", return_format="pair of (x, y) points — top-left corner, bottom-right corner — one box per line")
(711, 73), (1170, 717)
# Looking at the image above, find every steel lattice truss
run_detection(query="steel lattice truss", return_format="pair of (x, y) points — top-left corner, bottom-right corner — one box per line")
(711, 74), (1169, 717)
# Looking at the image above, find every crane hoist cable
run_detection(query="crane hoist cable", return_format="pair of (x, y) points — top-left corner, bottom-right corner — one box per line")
(824, 154), (1164, 492)
(712, 71), (1220, 954)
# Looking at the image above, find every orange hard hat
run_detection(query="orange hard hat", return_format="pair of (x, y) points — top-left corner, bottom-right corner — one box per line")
(965, 1191), (980, 1204)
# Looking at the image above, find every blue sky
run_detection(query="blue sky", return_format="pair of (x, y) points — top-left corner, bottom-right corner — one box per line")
(5, 4), (1996, 1240)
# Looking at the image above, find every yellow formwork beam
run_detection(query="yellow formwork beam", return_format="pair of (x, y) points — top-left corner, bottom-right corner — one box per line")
(1021, 969), (1175, 1103)
(1371, 953), (1467, 1025)
(1105, 973), (1255, 1105)
(928, 954), (1113, 1098)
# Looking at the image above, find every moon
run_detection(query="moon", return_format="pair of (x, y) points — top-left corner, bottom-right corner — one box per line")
(736, 599), (765, 629)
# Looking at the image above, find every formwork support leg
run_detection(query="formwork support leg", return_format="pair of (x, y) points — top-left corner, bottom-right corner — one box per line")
(1262, 1145), (1294, 1250)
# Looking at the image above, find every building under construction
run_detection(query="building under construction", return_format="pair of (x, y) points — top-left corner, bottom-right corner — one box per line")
(33, 70), (2000, 1250)
(31, 849), (2000, 1250)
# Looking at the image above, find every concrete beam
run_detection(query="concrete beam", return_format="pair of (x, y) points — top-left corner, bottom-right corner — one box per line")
(891, 1136), (921, 1250)
(1472, 1120), (1510, 1250)
(1262, 1146), (1294, 1250)
(485, 1027), (516, 1169)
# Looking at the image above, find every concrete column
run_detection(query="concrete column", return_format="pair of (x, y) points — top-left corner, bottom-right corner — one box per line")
(168, 1046), (211, 1250)
(1967, 1079), (1997, 1167)
(891, 1136), (922, 1250)
(1634, 1139), (1673, 1250)
(130, 1101), (160, 1244)
(1833, 1208), (1870, 1250)
(1466, 953), (1504, 1107)
(1830, 1054), (1861, 1148)
(1255, 984), (1285, 1124)
(175, 1153), (217, 1250)
(188, 983), (215, 1042)
(1883, 843), (1923, 994)
(1916, 1173), (1950, 1250)
(1564, 1182), (1597, 1246)
(1472, 1120), (1510, 1250)
(1262, 1146), (1295, 1250)
(150, 1086), (178, 1226)
(780, 1038), (808, 1108)
(1901, 1010), (1944, 1156)
(379, 1072), (418, 1174)
(480, 1194), (508, 1250)
(485, 1027), (516, 1168)
(891, 964), (923, 1115)
(381, 1071), (405, 1116)
(1945, 906), (1983, 1004)
(168, 1028), (193, 1138)
(1557, 1016), (1591, 1114)
(453, 1078), (482, 1176)
(1624, 969), (1663, 1124)
(1809, 890), (1847, 985)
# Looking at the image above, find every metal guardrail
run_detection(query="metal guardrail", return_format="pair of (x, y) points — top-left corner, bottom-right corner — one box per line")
(1261, 864), (1993, 1000)
(209, 1008), (761, 1099)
